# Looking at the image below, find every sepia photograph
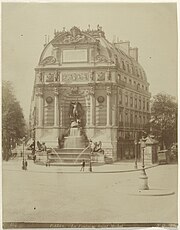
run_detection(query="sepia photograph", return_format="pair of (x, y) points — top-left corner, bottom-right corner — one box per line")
(1, 2), (178, 229)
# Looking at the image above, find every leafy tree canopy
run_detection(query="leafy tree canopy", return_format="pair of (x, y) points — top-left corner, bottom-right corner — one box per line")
(2, 81), (27, 160)
(150, 93), (177, 149)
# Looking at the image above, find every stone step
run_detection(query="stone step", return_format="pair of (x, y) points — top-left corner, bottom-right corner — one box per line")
(53, 148), (90, 153)
(49, 162), (87, 166)
(49, 153), (90, 158)
(49, 158), (90, 163)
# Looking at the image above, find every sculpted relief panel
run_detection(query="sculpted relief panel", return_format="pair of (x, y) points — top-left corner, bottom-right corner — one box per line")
(36, 70), (61, 83)
(62, 72), (89, 82)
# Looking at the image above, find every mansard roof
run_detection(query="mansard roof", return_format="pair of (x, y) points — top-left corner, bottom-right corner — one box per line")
(38, 26), (147, 81)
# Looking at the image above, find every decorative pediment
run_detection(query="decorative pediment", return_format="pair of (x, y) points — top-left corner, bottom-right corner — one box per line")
(40, 56), (56, 66)
(51, 27), (96, 45)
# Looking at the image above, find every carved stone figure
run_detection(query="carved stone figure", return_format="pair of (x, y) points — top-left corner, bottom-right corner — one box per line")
(69, 101), (83, 126)
(36, 71), (43, 82)
(55, 70), (60, 81)
(97, 72), (105, 81)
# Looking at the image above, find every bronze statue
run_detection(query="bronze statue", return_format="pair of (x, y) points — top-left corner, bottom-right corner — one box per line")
(69, 101), (83, 126)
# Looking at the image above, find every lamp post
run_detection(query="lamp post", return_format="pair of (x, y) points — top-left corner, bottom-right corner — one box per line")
(89, 140), (93, 172)
(22, 137), (26, 170)
(134, 133), (138, 169)
(89, 153), (92, 172)
(139, 136), (149, 190)
(134, 139), (138, 169)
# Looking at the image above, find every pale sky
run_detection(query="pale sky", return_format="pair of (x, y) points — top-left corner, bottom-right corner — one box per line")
(2, 3), (178, 121)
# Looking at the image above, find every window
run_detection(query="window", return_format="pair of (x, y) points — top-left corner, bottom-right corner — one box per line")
(122, 60), (126, 70)
(139, 69), (143, 78)
(129, 79), (132, 84)
(132, 66), (135, 75)
(125, 112), (128, 123)
(124, 76), (127, 82)
(143, 100), (145, 110)
(143, 71), (146, 78)
(137, 69), (140, 77)
(118, 74), (121, 82)
(135, 67), (138, 76)
(142, 85), (144, 90)
(135, 115), (137, 124)
(127, 63), (130, 73)
(119, 93), (122, 104)
(130, 114), (133, 124)
(147, 102), (149, 111)
(135, 98), (137, 108)
(130, 97), (133, 107)
(139, 99), (141, 109)
(139, 115), (142, 124)
(125, 95), (128, 106)
(134, 81), (136, 86)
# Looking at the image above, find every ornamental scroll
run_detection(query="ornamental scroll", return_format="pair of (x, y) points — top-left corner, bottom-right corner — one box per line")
(62, 72), (89, 82)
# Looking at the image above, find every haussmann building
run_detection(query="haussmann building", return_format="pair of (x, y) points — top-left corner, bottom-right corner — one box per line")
(29, 26), (151, 163)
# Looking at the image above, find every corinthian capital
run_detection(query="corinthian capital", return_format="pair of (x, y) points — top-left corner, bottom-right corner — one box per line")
(54, 87), (59, 96)
(106, 86), (111, 96)
(89, 86), (95, 96)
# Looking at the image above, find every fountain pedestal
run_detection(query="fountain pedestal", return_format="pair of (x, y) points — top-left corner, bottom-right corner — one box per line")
(64, 127), (86, 149)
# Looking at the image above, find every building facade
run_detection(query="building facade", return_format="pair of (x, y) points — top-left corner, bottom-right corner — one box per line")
(29, 26), (151, 161)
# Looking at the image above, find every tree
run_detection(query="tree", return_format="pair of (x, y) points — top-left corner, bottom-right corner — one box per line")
(150, 93), (177, 150)
(2, 81), (27, 160)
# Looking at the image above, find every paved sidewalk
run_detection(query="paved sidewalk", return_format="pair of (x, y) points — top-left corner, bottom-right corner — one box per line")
(2, 158), (178, 224)
(3, 157), (158, 174)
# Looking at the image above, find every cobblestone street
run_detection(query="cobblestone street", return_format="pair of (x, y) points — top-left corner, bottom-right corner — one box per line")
(2, 159), (178, 224)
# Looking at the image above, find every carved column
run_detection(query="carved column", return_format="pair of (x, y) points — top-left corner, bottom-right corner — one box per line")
(85, 90), (90, 126)
(112, 90), (117, 126)
(36, 87), (43, 127)
(59, 72), (62, 83)
(54, 88), (59, 127)
(106, 86), (112, 126)
(59, 105), (63, 127)
(89, 87), (95, 126)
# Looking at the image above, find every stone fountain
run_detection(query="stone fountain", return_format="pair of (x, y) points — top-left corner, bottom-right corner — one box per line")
(48, 101), (90, 166)
(64, 121), (86, 149)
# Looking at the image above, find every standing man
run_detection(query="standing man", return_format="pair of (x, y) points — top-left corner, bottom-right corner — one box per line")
(33, 154), (36, 163)
(80, 159), (85, 172)
(22, 159), (25, 170)
(25, 160), (28, 170)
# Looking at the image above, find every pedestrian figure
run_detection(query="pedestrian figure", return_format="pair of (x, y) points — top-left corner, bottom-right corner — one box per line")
(80, 159), (85, 172)
(46, 159), (50, 167)
(33, 154), (36, 163)
(22, 160), (25, 170)
(25, 160), (28, 170)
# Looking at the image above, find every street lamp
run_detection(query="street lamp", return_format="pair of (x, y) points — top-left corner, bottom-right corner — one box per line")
(89, 140), (93, 172)
(134, 133), (138, 169)
(139, 136), (149, 190)
(89, 151), (93, 172)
